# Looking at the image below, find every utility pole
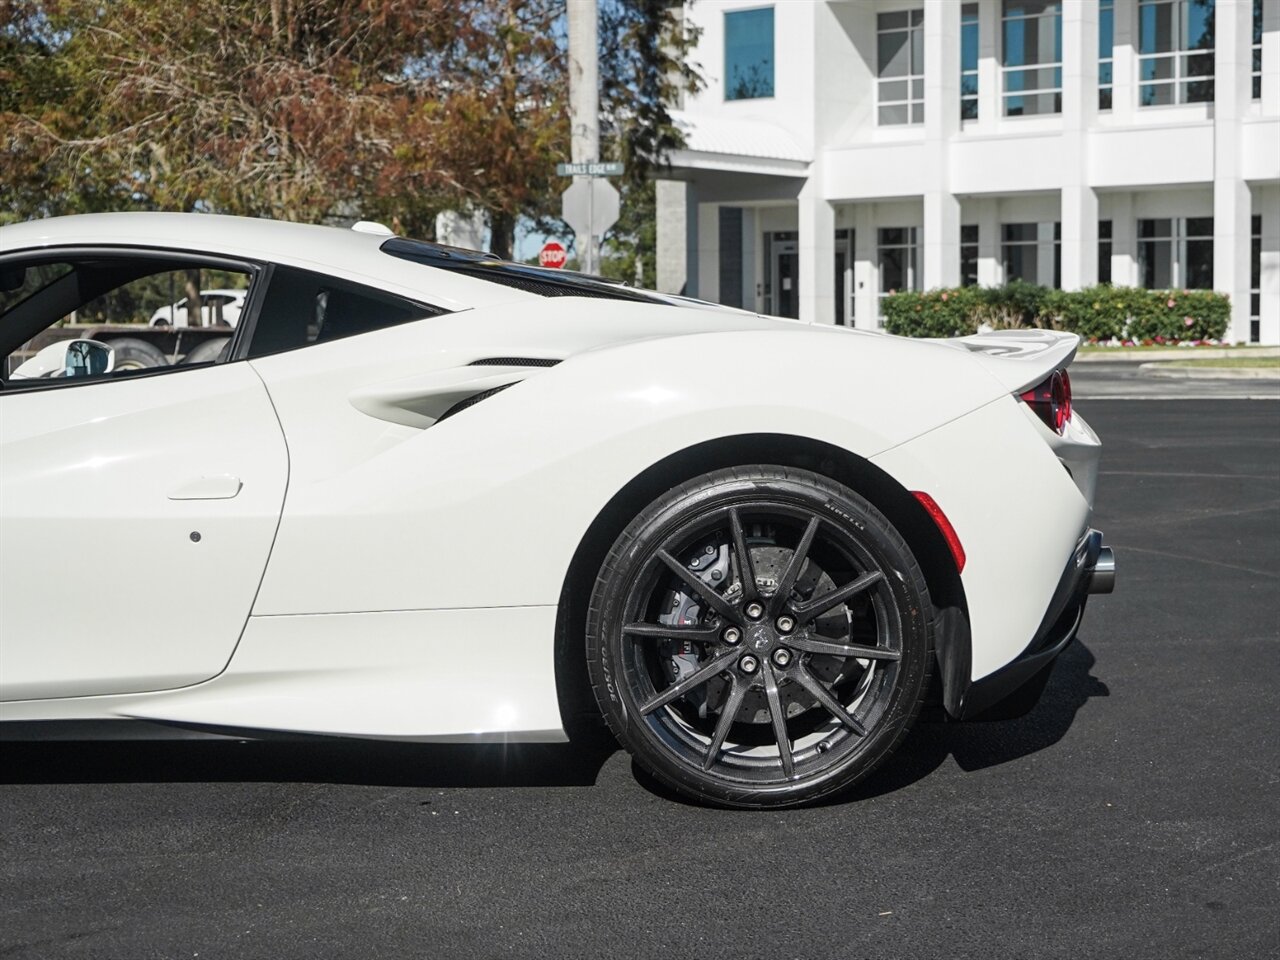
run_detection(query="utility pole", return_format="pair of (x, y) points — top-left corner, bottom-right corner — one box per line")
(567, 0), (599, 274)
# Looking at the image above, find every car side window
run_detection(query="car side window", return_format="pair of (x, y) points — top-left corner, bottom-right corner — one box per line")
(246, 265), (443, 358)
(1, 254), (252, 388)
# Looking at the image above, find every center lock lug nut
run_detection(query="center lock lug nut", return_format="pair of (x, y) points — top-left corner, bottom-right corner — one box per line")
(744, 602), (764, 621)
(739, 655), (759, 674)
(772, 648), (792, 668)
(722, 626), (742, 645)
(776, 615), (795, 634)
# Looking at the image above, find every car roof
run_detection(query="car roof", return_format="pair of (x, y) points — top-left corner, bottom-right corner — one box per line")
(0, 213), (541, 313)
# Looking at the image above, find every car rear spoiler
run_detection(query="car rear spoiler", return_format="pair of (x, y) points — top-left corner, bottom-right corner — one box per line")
(938, 329), (1080, 394)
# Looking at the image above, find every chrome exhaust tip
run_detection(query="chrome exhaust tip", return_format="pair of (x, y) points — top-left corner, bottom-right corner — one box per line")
(1089, 546), (1116, 594)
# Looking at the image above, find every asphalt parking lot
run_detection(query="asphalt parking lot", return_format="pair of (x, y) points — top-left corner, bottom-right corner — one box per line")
(2, 397), (1277, 960)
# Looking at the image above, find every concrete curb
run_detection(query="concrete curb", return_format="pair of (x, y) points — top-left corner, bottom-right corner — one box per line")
(1076, 347), (1280, 363)
(1138, 362), (1280, 381)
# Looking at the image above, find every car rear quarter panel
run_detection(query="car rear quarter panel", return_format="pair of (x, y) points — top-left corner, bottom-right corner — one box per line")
(248, 321), (1011, 618)
(872, 397), (1095, 679)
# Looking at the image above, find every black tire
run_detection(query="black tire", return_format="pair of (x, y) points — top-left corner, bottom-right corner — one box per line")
(106, 337), (167, 371)
(181, 336), (232, 365)
(586, 466), (932, 809)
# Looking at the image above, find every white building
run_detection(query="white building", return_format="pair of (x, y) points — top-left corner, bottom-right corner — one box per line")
(655, 0), (1280, 343)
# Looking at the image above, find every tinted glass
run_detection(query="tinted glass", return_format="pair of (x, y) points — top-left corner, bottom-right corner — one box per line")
(248, 266), (436, 358)
(725, 7), (775, 100)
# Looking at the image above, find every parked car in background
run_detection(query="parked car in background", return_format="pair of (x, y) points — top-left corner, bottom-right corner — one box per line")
(149, 289), (246, 328)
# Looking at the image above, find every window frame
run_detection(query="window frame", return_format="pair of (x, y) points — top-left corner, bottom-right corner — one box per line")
(878, 226), (921, 323)
(961, 3), (980, 121)
(0, 245), (263, 395)
(1001, 221), (1062, 287)
(1099, 0), (1115, 110)
(1253, 0), (1263, 101)
(961, 224), (980, 287)
(877, 8), (926, 126)
(1137, 0), (1216, 107)
(724, 5), (776, 102)
(1137, 216), (1215, 289)
(1001, 0), (1064, 117)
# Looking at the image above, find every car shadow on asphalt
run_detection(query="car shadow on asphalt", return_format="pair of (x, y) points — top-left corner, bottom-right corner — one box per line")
(0, 737), (618, 790)
(1, 643), (1106, 799)
(632, 639), (1110, 808)
(841, 638), (1111, 804)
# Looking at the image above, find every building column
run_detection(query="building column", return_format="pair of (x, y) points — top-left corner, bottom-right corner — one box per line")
(853, 204), (878, 330)
(923, 0), (962, 289)
(1061, 0), (1099, 290)
(696, 202), (719, 304)
(1110, 0), (1137, 125)
(1213, 0), (1253, 342)
(975, 197), (1001, 286)
(1260, 185), (1280, 345)
(798, 177), (836, 324)
(1109, 191), (1138, 287)
(976, 0), (1001, 128)
(656, 179), (694, 296)
(1037, 221), (1059, 287)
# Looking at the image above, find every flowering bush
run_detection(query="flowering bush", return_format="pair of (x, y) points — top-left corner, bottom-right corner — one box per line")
(877, 286), (983, 337)
(883, 284), (1231, 342)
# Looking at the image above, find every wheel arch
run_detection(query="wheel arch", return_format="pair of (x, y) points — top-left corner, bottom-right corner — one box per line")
(553, 433), (972, 735)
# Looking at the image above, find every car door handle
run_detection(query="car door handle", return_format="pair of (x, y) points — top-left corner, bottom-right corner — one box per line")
(168, 474), (243, 500)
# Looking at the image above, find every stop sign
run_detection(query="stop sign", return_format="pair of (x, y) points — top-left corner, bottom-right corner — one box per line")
(539, 241), (567, 269)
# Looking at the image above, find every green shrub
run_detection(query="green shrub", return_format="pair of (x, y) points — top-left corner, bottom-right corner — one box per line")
(1125, 289), (1231, 342)
(884, 284), (1231, 342)
(881, 286), (982, 338)
(977, 279), (1052, 328)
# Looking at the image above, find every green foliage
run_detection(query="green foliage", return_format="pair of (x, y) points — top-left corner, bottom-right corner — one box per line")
(1, 0), (703, 257)
(880, 287), (982, 338)
(1125, 289), (1231, 341)
(977, 280), (1052, 328)
(884, 284), (1232, 342)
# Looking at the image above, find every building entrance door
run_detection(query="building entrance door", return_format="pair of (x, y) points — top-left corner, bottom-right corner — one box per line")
(770, 236), (799, 319)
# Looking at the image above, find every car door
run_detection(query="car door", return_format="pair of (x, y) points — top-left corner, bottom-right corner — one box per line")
(0, 251), (288, 701)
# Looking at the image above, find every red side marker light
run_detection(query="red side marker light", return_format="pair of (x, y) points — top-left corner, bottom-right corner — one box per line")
(912, 491), (966, 574)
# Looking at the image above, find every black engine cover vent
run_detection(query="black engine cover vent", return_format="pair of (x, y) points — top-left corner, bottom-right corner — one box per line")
(468, 357), (561, 367)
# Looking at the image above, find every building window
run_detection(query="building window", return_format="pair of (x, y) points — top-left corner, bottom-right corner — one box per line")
(1002, 222), (1061, 286)
(1139, 217), (1214, 289)
(961, 225), (980, 286)
(718, 207), (744, 308)
(1138, 0), (1215, 106)
(1254, 0), (1264, 101)
(1100, 0), (1115, 109)
(1251, 213), (1262, 342)
(725, 7), (775, 100)
(879, 227), (920, 321)
(1099, 220), (1113, 284)
(878, 9), (925, 125)
(961, 4), (980, 120)
(1002, 1), (1062, 116)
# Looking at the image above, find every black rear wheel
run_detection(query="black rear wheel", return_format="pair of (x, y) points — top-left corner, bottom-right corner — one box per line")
(586, 466), (932, 808)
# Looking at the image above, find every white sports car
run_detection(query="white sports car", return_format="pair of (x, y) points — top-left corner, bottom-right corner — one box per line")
(0, 213), (1114, 808)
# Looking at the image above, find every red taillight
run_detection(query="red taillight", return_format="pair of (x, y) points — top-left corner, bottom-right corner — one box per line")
(1020, 368), (1072, 434)
(912, 491), (966, 574)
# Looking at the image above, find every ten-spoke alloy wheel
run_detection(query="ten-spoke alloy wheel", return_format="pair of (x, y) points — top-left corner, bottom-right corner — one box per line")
(586, 466), (933, 808)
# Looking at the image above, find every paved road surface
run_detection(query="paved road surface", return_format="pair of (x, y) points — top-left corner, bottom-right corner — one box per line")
(2, 400), (1278, 959)
(1071, 359), (1280, 399)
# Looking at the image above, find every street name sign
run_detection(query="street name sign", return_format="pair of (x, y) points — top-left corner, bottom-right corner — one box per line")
(556, 161), (625, 177)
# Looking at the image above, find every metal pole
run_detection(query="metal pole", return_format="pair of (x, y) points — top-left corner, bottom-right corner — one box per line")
(567, 0), (599, 274)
